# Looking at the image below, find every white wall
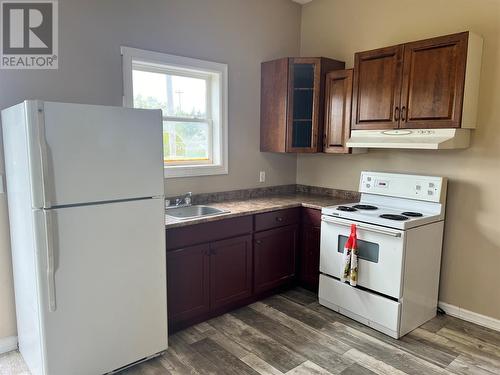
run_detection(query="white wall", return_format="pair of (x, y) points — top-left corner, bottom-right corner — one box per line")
(0, 0), (301, 341)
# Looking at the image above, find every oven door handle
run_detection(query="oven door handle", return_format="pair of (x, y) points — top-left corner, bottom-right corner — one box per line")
(322, 216), (402, 238)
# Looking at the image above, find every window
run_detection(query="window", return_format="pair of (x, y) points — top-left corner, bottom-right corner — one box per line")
(121, 47), (228, 178)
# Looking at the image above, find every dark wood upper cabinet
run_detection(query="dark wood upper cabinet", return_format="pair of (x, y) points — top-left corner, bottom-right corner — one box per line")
(352, 31), (483, 131)
(260, 58), (289, 152)
(400, 32), (467, 129)
(352, 45), (403, 130)
(324, 69), (354, 153)
(261, 57), (345, 153)
(209, 235), (253, 311)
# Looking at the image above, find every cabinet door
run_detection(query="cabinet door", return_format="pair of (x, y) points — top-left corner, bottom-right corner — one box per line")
(352, 45), (403, 130)
(324, 69), (353, 153)
(287, 58), (320, 152)
(400, 32), (468, 129)
(299, 223), (321, 291)
(260, 58), (289, 152)
(299, 208), (322, 291)
(210, 235), (253, 310)
(166, 244), (210, 324)
(254, 225), (298, 294)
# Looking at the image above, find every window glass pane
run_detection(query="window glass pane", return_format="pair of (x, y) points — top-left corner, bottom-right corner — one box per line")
(163, 121), (209, 163)
(133, 70), (168, 112)
(133, 70), (207, 119)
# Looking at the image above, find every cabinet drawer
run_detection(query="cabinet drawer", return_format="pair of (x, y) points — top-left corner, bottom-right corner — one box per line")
(166, 215), (253, 250)
(254, 208), (300, 232)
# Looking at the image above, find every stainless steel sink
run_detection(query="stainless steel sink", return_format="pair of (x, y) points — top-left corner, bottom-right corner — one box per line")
(165, 205), (229, 220)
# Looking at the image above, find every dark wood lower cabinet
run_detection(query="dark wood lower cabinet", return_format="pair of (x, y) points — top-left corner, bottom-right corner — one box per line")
(254, 225), (298, 294)
(210, 235), (253, 310)
(166, 207), (321, 332)
(166, 243), (210, 324)
(299, 208), (322, 291)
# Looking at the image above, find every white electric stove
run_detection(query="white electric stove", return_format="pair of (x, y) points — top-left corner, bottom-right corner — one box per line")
(319, 171), (447, 339)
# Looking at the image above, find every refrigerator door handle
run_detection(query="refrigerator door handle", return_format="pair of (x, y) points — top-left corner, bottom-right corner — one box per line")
(43, 210), (57, 312)
(27, 101), (52, 208)
(37, 103), (52, 209)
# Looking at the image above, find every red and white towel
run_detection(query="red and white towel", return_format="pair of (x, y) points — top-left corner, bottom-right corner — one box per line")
(340, 224), (358, 286)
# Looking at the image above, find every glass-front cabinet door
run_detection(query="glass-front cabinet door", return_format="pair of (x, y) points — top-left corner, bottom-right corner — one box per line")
(287, 58), (319, 152)
(260, 56), (345, 153)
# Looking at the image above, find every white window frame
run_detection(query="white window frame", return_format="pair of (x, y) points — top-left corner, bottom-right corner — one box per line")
(121, 46), (228, 178)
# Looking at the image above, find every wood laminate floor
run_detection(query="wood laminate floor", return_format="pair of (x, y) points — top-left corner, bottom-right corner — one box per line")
(1, 288), (499, 375)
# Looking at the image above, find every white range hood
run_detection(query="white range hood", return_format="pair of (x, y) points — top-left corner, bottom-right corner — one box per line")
(346, 128), (471, 150)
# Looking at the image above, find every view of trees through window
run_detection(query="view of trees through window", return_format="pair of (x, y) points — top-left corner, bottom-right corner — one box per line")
(133, 69), (210, 163)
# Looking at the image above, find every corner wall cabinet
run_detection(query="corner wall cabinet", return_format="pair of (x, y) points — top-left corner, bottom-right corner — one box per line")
(352, 31), (483, 130)
(261, 57), (345, 153)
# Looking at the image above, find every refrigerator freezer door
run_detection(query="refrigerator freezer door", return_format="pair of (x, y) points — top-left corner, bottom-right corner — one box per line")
(27, 101), (164, 208)
(33, 198), (167, 375)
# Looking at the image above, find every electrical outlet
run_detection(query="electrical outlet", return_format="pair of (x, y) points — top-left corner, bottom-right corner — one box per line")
(259, 171), (266, 183)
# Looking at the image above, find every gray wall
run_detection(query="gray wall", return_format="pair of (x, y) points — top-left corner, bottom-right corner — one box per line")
(0, 0), (301, 340)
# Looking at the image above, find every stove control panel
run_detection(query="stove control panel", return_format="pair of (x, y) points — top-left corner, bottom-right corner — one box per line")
(360, 171), (447, 203)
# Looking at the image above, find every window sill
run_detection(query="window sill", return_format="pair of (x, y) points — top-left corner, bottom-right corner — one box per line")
(164, 163), (228, 178)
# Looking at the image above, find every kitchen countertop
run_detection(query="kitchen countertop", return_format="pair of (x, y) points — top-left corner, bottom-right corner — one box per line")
(165, 194), (355, 229)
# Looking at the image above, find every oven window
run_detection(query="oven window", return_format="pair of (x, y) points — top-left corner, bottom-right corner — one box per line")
(337, 236), (380, 263)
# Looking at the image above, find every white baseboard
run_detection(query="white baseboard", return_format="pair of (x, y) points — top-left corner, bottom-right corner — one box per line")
(438, 301), (500, 332)
(0, 336), (18, 354)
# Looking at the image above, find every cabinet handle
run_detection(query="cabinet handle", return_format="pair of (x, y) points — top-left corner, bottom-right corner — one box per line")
(276, 217), (284, 223)
(401, 106), (407, 122)
(255, 240), (262, 245)
(394, 106), (400, 121)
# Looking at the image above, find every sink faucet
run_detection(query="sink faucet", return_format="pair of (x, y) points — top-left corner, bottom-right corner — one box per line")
(175, 192), (192, 207)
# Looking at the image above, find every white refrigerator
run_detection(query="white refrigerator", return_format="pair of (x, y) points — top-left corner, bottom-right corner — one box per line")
(2, 101), (168, 375)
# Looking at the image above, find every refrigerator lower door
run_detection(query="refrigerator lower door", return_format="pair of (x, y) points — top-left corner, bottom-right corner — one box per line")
(33, 198), (167, 375)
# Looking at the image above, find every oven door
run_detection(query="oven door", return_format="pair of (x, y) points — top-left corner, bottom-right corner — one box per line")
(320, 215), (405, 299)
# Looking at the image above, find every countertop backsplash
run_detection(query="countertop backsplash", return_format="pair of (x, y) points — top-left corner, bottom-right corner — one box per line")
(166, 184), (360, 206)
(164, 185), (360, 228)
